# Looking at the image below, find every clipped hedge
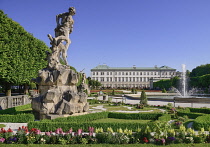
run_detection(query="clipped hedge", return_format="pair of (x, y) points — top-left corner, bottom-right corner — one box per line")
(51, 111), (109, 123)
(194, 114), (210, 130)
(108, 112), (162, 120)
(0, 103), (31, 114)
(158, 114), (171, 121)
(28, 121), (151, 132)
(189, 107), (210, 114)
(177, 112), (203, 119)
(0, 114), (34, 123)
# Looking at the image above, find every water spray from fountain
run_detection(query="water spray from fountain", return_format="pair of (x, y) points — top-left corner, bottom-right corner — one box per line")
(181, 64), (187, 96)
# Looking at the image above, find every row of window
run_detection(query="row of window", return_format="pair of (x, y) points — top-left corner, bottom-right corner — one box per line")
(102, 84), (150, 88)
(93, 77), (152, 82)
(92, 71), (175, 76)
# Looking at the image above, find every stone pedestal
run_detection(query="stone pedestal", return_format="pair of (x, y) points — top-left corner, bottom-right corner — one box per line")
(32, 65), (89, 120)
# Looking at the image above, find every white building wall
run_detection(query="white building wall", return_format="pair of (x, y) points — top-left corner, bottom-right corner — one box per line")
(91, 68), (176, 88)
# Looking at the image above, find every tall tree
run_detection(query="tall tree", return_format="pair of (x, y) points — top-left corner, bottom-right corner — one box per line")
(0, 10), (50, 96)
(190, 64), (210, 77)
(140, 90), (148, 105)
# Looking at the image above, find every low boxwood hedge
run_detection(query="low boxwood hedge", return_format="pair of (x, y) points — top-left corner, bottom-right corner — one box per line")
(28, 121), (151, 132)
(0, 113), (34, 123)
(158, 114), (171, 121)
(108, 112), (162, 120)
(194, 114), (210, 130)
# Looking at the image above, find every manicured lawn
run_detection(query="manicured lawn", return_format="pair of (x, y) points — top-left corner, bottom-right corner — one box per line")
(92, 118), (152, 123)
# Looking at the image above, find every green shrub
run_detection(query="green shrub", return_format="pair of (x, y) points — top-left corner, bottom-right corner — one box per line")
(189, 107), (210, 114)
(162, 88), (167, 93)
(108, 112), (162, 120)
(28, 121), (151, 132)
(158, 114), (171, 121)
(51, 112), (109, 123)
(194, 114), (210, 130)
(177, 112), (203, 119)
(140, 90), (147, 105)
(0, 114), (34, 122)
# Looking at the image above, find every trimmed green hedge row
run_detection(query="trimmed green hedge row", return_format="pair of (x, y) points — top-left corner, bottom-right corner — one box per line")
(28, 121), (151, 132)
(0, 114), (34, 123)
(177, 112), (203, 119)
(49, 112), (109, 123)
(28, 112), (163, 131)
(158, 114), (171, 121)
(108, 112), (162, 120)
(0, 103), (31, 114)
(49, 112), (163, 123)
(189, 107), (210, 114)
(194, 115), (210, 130)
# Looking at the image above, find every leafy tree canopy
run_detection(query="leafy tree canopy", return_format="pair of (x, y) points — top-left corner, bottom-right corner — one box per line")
(0, 10), (50, 89)
(190, 64), (210, 77)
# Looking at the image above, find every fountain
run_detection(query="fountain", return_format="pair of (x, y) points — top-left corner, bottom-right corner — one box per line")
(174, 64), (210, 106)
(181, 64), (187, 96)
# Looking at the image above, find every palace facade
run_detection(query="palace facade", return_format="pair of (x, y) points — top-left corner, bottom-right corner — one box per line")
(90, 64), (177, 89)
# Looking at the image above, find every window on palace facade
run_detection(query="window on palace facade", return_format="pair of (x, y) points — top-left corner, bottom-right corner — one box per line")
(144, 72), (146, 75)
(93, 72), (95, 75)
(119, 72), (121, 75)
(140, 72), (142, 75)
(100, 77), (104, 81)
(118, 77), (121, 82)
(133, 72), (135, 75)
(107, 72), (109, 75)
(101, 72), (104, 75)
(96, 77), (98, 81)
(115, 77), (117, 82)
(107, 77), (109, 81)
(129, 77), (132, 81)
(126, 77), (128, 82)
(96, 72), (98, 75)
(133, 77), (135, 82)
(130, 72), (132, 75)
(122, 72), (124, 75)
(136, 77), (139, 82)
(137, 72), (139, 75)
(126, 72), (128, 75)
(151, 72), (153, 75)
(147, 72), (149, 75)
(110, 72), (112, 75)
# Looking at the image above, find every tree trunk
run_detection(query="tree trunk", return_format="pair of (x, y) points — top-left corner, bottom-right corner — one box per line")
(24, 84), (29, 95)
(5, 83), (11, 96)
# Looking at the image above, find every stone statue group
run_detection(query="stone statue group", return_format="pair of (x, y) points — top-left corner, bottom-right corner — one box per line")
(32, 7), (89, 120)
(48, 7), (75, 69)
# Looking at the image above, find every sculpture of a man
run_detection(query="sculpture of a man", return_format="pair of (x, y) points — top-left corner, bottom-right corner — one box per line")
(48, 7), (76, 65)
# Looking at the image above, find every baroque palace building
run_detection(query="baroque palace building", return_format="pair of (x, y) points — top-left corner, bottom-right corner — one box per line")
(90, 64), (177, 89)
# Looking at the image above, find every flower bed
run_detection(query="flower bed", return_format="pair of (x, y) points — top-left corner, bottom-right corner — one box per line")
(0, 124), (209, 145)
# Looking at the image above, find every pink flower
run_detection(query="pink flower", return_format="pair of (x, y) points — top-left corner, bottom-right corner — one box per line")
(45, 132), (51, 136)
(55, 128), (63, 134)
(77, 129), (82, 135)
(66, 128), (73, 134)
(0, 138), (5, 143)
(35, 129), (41, 135)
(88, 127), (94, 136)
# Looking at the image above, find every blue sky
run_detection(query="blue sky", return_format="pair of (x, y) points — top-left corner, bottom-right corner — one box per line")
(1, 0), (210, 76)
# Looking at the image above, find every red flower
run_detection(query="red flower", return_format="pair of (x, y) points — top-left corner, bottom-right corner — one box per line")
(143, 137), (149, 143)
(7, 128), (13, 133)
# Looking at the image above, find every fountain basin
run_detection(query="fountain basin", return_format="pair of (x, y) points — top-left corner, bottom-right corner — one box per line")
(174, 96), (210, 104)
